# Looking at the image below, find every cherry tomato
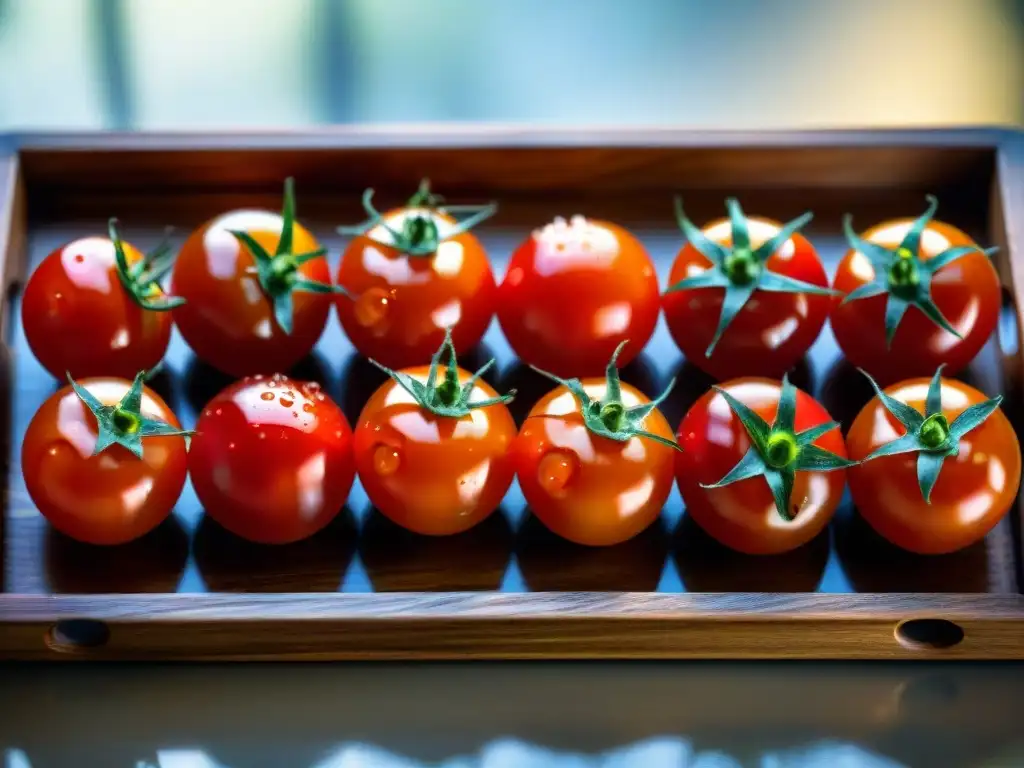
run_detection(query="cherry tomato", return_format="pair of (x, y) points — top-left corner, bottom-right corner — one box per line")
(188, 374), (355, 545)
(21, 374), (189, 545)
(171, 178), (343, 377)
(512, 347), (678, 546)
(676, 377), (850, 555)
(662, 198), (832, 381)
(831, 196), (1000, 383)
(846, 370), (1020, 555)
(354, 332), (517, 536)
(497, 214), (660, 377)
(21, 222), (181, 380)
(336, 181), (497, 369)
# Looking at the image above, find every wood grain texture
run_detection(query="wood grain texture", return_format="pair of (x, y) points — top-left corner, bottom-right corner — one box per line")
(1, 126), (1023, 661)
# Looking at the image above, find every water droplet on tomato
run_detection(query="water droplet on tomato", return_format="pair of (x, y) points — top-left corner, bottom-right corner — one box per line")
(372, 444), (401, 476)
(215, 408), (223, 416)
(74, 254), (84, 263)
(302, 402), (314, 413)
(258, 432), (267, 440)
(354, 286), (394, 328)
(537, 449), (579, 497)
(260, 391), (274, 401)
(304, 381), (321, 394)
(228, 442), (236, 450)
(280, 397), (294, 408)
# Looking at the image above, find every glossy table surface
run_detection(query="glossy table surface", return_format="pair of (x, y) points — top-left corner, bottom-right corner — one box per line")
(4, 1), (1024, 766)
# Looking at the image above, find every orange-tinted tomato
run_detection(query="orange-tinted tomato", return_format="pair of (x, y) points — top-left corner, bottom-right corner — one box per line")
(498, 216), (660, 377)
(662, 217), (830, 380)
(512, 381), (676, 546)
(354, 367), (517, 536)
(21, 377), (188, 545)
(832, 218), (1000, 383)
(676, 378), (848, 555)
(21, 237), (172, 379)
(171, 211), (332, 377)
(846, 377), (1020, 554)
(188, 375), (355, 544)
(337, 208), (496, 369)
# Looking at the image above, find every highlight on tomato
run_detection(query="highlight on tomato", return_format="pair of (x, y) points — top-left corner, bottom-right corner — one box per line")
(21, 219), (184, 380)
(831, 196), (1001, 383)
(21, 371), (190, 545)
(512, 341), (680, 547)
(353, 327), (517, 536)
(661, 198), (836, 381)
(335, 179), (497, 369)
(845, 366), (1020, 555)
(497, 214), (660, 377)
(676, 375), (853, 555)
(188, 373), (355, 545)
(171, 177), (348, 377)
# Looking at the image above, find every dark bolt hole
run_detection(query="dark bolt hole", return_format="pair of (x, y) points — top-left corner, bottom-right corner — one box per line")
(46, 619), (110, 652)
(895, 618), (965, 650)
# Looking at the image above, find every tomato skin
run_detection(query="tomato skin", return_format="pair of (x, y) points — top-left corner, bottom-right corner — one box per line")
(497, 216), (660, 377)
(831, 218), (1000, 383)
(171, 211), (332, 377)
(21, 377), (187, 545)
(512, 380), (676, 546)
(337, 208), (496, 369)
(662, 217), (831, 380)
(846, 377), (1020, 555)
(354, 367), (517, 536)
(188, 375), (355, 545)
(675, 377), (848, 555)
(21, 237), (172, 380)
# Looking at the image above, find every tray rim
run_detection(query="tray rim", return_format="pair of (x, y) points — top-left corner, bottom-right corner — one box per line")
(3, 125), (1024, 661)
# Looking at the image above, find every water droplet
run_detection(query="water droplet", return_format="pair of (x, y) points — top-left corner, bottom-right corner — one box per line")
(302, 403), (314, 413)
(280, 397), (294, 408)
(215, 408), (223, 416)
(373, 444), (401, 476)
(335, 430), (343, 439)
(74, 253), (85, 263)
(354, 286), (394, 328)
(54, 292), (62, 300)
(228, 442), (236, 450)
(203, 409), (212, 418)
(253, 374), (263, 381)
(304, 381), (321, 394)
(285, 390), (294, 398)
(258, 432), (267, 440)
(260, 391), (274, 401)
(537, 449), (579, 498)
(292, 411), (299, 418)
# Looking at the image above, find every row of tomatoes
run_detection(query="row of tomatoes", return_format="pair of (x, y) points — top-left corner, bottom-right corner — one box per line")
(22, 330), (1020, 557)
(20, 179), (1002, 389)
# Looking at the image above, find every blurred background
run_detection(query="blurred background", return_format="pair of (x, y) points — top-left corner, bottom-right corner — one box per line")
(1, 0), (1023, 132)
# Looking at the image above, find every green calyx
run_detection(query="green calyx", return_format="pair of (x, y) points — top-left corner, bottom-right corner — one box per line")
(842, 195), (999, 347)
(67, 370), (192, 459)
(109, 219), (186, 311)
(337, 178), (496, 257)
(368, 327), (515, 418)
(664, 197), (838, 357)
(229, 177), (349, 335)
(531, 341), (682, 451)
(703, 375), (855, 521)
(859, 365), (1004, 503)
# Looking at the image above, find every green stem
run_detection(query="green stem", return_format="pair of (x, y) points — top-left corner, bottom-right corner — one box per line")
(111, 408), (141, 435)
(887, 248), (920, 296)
(600, 402), (625, 433)
(920, 413), (951, 450)
(765, 430), (799, 469)
(723, 248), (760, 285)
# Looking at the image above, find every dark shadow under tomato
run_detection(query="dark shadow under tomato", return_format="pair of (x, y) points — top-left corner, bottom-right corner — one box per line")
(337, 342), (499, 426)
(193, 507), (358, 593)
(44, 514), (189, 594)
(832, 507), (994, 593)
(359, 506), (514, 592)
(673, 513), (830, 593)
(516, 512), (669, 591)
(183, 352), (332, 415)
(499, 352), (659, 427)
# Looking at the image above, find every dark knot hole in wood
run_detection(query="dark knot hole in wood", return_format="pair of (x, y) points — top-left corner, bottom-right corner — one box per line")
(45, 619), (110, 653)
(894, 618), (965, 650)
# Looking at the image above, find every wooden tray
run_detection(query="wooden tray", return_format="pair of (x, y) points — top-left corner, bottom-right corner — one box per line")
(1, 127), (1023, 661)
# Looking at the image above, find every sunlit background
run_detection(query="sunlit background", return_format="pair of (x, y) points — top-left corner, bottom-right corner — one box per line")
(1, 0), (1023, 131)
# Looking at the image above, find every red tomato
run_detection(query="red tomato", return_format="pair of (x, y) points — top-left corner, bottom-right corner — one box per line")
(676, 377), (850, 555)
(171, 179), (342, 377)
(661, 199), (832, 380)
(354, 333), (517, 536)
(21, 223), (181, 380)
(512, 349), (678, 546)
(831, 197), (1000, 383)
(336, 181), (497, 369)
(846, 371), (1020, 555)
(497, 215), (660, 377)
(21, 375), (189, 545)
(188, 374), (355, 544)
